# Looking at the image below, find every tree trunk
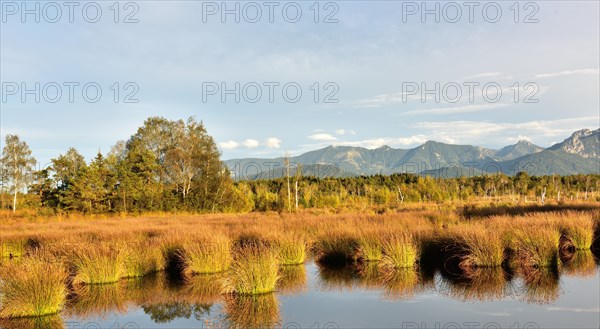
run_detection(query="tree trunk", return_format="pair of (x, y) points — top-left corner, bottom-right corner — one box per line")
(12, 189), (17, 213)
(295, 180), (298, 211)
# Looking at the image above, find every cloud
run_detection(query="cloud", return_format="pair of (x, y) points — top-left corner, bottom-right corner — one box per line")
(335, 129), (356, 135)
(463, 72), (503, 79)
(535, 68), (600, 79)
(329, 135), (428, 149)
(399, 103), (509, 116)
(411, 116), (599, 146)
(219, 140), (239, 150)
(242, 139), (260, 148)
(308, 133), (338, 142)
(264, 137), (282, 149)
(546, 307), (600, 313)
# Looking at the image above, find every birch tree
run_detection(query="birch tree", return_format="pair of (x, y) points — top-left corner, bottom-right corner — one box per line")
(1, 135), (36, 212)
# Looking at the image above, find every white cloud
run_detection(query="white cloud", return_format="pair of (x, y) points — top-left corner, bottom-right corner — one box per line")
(536, 68), (600, 79)
(335, 129), (356, 135)
(264, 137), (282, 149)
(242, 139), (260, 148)
(219, 140), (239, 150)
(399, 103), (509, 116)
(308, 133), (338, 142)
(463, 72), (503, 79)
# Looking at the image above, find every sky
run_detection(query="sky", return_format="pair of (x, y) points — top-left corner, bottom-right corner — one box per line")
(1, 0), (599, 167)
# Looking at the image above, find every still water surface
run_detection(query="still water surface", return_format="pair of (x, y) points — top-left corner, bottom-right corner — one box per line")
(4, 252), (599, 329)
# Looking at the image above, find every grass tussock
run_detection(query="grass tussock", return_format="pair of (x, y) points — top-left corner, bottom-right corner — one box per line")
(178, 235), (232, 275)
(559, 215), (596, 250)
(448, 226), (505, 268)
(357, 231), (383, 262)
(271, 234), (306, 265)
(72, 244), (124, 284)
(514, 228), (560, 268)
(380, 232), (419, 270)
(0, 256), (68, 318)
(122, 241), (164, 278)
(313, 231), (358, 265)
(222, 244), (279, 295)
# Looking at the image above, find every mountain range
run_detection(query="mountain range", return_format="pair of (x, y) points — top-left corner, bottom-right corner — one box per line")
(224, 129), (600, 179)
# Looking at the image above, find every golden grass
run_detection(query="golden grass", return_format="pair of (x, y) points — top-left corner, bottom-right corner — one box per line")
(0, 256), (68, 318)
(447, 225), (505, 268)
(122, 240), (164, 278)
(222, 244), (280, 295)
(513, 228), (561, 268)
(270, 234), (306, 265)
(71, 243), (124, 284)
(357, 231), (383, 262)
(380, 232), (419, 269)
(559, 215), (596, 250)
(178, 234), (232, 275)
(313, 230), (358, 265)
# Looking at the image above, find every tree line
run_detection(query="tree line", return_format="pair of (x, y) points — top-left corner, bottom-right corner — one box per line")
(1, 116), (599, 214)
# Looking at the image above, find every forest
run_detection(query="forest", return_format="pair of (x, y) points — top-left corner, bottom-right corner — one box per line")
(1, 116), (599, 215)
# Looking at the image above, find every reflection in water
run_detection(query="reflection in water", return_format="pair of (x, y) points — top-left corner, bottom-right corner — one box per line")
(67, 283), (128, 318)
(143, 302), (211, 324)
(520, 267), (561, 304)
(438, 267), (511, 302)
(277, 265), (307, 294)
(223, 294), (281, 329)
(356, 262), (423, 300)
(561, 250), (598, 277)
(16, 260), (596, 327)
(316, 263), (360, 291)
(0, 315), (64, 329)
(380, 267), (422, 301)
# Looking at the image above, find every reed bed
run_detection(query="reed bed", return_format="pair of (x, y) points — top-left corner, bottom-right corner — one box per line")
(0, 256), (68, 318)
(222, 243), (279, 295)
(0, 206), (596, 315)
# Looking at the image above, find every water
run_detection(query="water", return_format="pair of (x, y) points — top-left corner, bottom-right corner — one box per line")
(3, 253), (599, 329)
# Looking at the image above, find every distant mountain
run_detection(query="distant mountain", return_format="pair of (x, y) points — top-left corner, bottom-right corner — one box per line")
(495, 140), (544, 161)
(224, 129), (600, 179)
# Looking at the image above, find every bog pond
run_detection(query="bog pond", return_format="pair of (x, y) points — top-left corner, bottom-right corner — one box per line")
(3, 255), (598, 329)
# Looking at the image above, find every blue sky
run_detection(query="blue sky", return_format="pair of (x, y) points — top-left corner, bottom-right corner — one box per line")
(1, 1), (599, 167)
